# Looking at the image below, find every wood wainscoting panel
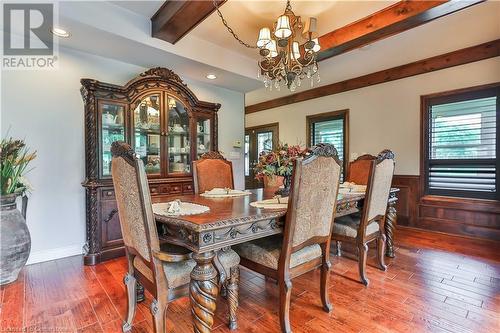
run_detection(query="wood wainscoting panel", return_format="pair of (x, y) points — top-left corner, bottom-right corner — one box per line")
(391, 175), (500, 241)
(392, 175), (420, 227)
(419, 195), (500, 241)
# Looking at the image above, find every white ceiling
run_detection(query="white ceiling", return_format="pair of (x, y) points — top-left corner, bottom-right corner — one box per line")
(112, 0), (397, 59)
(45, 1), (499, 97)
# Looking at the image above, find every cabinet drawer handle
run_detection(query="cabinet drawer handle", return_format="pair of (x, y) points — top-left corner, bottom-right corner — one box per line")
(104, 209), (118, 223)
(106, 191), (113, 196)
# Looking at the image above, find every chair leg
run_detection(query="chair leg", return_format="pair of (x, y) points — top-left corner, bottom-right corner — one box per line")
(278, 279), (293, 333)
(150, 298), (168, 333)
(357, 243), (369, 286)
(226, 267), (239, 330)
(122, 273), (136, 332)
(377, 234), (387, 271)
(320, 260), (332, 312)
(334, 241), (342, 256)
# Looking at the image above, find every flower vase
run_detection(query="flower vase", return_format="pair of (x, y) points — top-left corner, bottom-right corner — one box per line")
(0, 194), (31, 285)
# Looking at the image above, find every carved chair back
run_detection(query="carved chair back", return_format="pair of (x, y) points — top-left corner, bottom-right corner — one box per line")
(358, 150), (395, 239)
(193, 151), (234, 194)
(111, 141), (167, 292)
(346, 154), (376, 185)
(280, 143), (342, 267)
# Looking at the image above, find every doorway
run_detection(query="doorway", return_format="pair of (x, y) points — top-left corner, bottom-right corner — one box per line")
(244, 123), (279, 189)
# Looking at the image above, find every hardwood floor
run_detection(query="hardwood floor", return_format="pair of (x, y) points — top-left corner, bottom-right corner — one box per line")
(1, 228), (499, 333)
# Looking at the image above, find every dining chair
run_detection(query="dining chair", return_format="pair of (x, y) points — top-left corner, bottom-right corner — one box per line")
(193, 151), (234, 194)
(110, 142), (240, 332)
(234, 143), (342, 333)
(332, 149), (395, 286)
(346, 153), (376, 185)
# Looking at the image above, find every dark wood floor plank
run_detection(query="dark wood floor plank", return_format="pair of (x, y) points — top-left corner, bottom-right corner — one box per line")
(1, 228), (498, 333)
(0, 270), (25, 330)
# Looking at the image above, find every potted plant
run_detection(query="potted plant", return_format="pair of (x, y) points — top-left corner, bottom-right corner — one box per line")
(0, 137), (36, 285)
(254, 143), (309, 196)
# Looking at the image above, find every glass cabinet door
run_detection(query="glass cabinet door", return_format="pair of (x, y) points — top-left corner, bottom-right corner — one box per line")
(133, 94), (161, 175)
(196, 117), (212, 158)
(100, 102), (125, 177)
(167, 96), (191, 174)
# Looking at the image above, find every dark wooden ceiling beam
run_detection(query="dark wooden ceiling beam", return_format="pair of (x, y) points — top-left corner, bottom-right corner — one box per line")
(317, 0), (484, 61)
(245, 39), (500, 114)
(152, 0), (226, 44)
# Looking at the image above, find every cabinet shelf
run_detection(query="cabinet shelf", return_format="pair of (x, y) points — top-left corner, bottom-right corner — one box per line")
(82, 67), (218, 265)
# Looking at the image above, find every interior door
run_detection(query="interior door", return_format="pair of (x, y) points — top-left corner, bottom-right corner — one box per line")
(245, 123), (279, 189)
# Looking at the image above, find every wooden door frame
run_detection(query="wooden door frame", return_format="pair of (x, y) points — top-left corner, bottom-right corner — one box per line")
(245, 122), (280, 189)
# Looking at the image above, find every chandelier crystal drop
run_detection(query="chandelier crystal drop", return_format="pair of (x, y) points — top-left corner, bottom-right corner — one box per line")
(213, 0), (320, 92)
(256, 0), (320, 91)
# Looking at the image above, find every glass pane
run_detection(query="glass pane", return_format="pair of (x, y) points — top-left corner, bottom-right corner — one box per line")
(101, 103), (125, 177)
(133, 94), (161, 174)
(311, 119), (344, 159)
(244, 134), (250, 176)
(257, 131), (273, 155)
(168, 96), (190, 174)
(430, 96), (496, 159)
(197, 118), (211, 158)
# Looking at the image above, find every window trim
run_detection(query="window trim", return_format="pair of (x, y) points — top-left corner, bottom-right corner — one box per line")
(306, 109), (349, 175)
(420, 83), (500, 201)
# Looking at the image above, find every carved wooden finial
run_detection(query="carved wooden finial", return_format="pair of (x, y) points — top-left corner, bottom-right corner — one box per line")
(140, 67), (185, 86)
(200, 151), (226, 160)
(111, 141), (137, 164)
(376, 149), (395, 163)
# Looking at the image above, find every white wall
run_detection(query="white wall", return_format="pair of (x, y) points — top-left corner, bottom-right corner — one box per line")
(1, 47), (244, 264)
(245, 58), (500, 175)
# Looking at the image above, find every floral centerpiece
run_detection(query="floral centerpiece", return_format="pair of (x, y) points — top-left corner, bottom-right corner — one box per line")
(254, 143), (309, 196)
(1, 137), (36, 196)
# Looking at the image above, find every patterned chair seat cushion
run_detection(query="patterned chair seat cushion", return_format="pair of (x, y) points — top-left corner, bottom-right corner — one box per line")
(333, 214), (379, 238)
(134, 248), (240, 289)
(233, 235), (322, 270)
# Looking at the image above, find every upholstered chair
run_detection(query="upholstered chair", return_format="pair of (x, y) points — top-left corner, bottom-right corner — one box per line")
(332, 150), (395, 286)
(193, 151), (234, 194)
(110, 142), (240, 332)
(346, 154), (377, 185)
(234, 143), (342, 333)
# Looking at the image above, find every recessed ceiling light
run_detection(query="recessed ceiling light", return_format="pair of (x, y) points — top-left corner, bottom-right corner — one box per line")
(51, 27), (70, 38)
(206, 74), (217, 80)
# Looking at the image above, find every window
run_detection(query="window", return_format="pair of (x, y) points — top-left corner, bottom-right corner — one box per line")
(307, 110), (349, 179)
(422, 84), (499, 200)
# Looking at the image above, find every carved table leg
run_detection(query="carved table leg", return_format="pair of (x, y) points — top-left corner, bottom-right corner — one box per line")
(385, 201), (397, 258)
(190, 251), (219, 333)
(227, 267), (239, 330)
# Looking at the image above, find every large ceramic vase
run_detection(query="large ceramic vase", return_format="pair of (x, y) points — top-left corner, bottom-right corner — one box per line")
(0, 194), (31, 285)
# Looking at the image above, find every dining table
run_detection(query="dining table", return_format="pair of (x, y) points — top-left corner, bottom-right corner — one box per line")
(153, 187), (399, 333)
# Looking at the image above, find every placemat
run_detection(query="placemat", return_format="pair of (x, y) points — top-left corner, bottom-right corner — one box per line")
(153, 200), (210, 216)
(200, 188), (252, 198)
(250, 197), (289, 209)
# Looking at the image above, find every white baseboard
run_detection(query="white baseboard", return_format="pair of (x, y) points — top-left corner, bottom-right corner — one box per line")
(26, 244), (83, 265)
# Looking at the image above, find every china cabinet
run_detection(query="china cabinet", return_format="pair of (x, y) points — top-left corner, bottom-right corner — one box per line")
(81, 67), (219, 265)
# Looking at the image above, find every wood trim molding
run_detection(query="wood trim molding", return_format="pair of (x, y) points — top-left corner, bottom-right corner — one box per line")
(152, 0), (226, 44)
(245, 39), (500, 114)
(317, 0), (484, 61)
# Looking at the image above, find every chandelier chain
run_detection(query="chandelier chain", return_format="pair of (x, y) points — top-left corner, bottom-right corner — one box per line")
(213, 0), (258, 49)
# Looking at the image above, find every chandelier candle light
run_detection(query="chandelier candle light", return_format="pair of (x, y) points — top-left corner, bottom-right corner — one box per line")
(257, 0), (321, 91)
(214, 0), (321, 92)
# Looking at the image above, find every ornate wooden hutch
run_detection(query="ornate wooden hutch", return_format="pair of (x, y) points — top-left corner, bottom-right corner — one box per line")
(81, 67), (219, 265)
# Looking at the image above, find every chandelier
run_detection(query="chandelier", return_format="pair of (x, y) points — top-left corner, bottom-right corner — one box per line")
(214, 0), (321, 92)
